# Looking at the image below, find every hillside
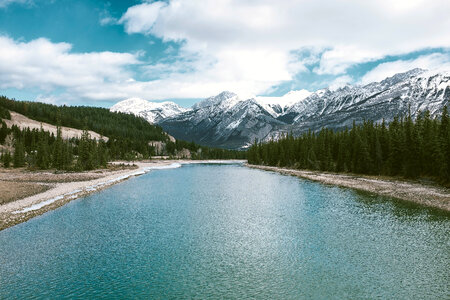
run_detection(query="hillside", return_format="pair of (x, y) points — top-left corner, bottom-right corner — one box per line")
(0, 96), (169, 143)
(4, 111), (106, 141)
(0, 96), (246, 167)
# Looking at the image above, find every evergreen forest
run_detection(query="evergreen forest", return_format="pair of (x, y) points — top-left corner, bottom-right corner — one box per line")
(248, 107), (450, 184)
(0, 97), (245, 170)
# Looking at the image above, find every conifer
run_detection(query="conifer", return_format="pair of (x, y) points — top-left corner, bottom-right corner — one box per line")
(13, 138), (25, 168)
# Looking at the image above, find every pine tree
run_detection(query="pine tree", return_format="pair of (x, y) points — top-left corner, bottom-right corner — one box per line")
(36, 126), (49, 169)
(439, 106), (450, 181)
(98, 140), (108, 167)
(387, 117), (404, 176)
(336, 135), (346, 172)
(0, 121), (8, 144)
(13, 138), (25, 168)
(403, 112), (419, 178)
(374, 132), (383, 175)
(354, 132), (372, 174)
(77, 129), (93, 170)
(2, 151), (11, 168)
(307, 147), (318, 170)
(52, 125), (64, 169)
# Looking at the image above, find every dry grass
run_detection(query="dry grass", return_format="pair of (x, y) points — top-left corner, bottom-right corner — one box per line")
(0, 163), (138, 208)
(0, 161), (163, 231)
(0, 164), (137, 183)
(0, 181), (50, 205)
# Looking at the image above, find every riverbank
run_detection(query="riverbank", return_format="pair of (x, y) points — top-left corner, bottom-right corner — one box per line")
(0, 160), (245, 231)
(247, 164), (450, 211)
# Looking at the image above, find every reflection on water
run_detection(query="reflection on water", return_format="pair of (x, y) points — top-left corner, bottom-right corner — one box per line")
(0, 164), (449, 299)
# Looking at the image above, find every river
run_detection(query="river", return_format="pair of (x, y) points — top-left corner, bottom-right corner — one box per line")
(0, 163), (449, 299)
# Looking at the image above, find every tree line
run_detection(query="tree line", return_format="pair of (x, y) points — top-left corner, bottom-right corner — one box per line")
(166, 139), (246, 160)
(0, 121), (245, 170)
(1, 123), (108, 171)
(0, 106), (10, 120)
(0, 96), (246, 169)
(248, 106), (450, 184)
(0, 96), (168, 142)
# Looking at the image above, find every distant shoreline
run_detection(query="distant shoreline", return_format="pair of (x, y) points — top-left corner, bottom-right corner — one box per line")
(246, 164), (450, 212)
(0, 160), (245, 231)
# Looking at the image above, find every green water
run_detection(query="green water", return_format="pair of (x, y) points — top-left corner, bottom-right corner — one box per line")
(0, 164), (449, 299)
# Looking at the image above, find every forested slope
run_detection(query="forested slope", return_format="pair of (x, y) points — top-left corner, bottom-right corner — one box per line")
(0, 96), (168, 142)
(248, 107), (450, 184)
(0, 96), (246, 170)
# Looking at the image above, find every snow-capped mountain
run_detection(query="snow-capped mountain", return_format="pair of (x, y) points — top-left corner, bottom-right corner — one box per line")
(282, 69), (449, 135)
(110, 69), (449, 150)
(254, 90), (312, 117)
(192, 91), (241, 110)
(159, 92), (285, 149)
(110, 97), (187, 123)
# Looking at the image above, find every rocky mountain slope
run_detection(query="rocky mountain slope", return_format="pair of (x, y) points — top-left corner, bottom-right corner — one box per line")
(282, 69), (449, 135)
(110, 69), (449, 149)
(159, 92), (286, 149)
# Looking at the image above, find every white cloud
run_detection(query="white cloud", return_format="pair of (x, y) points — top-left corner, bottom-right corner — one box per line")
(99, 16), (117, 26)
(329, 75), (353, 91)
(98, 3), (119, 26)
(360, 53), (450, 84)
(35, 94), (61, 105)
(119, 2), (166, 34)
(114, 0), (450, 97)
(314, 46), (383, 75)
(2, 1), (450, 103)
(0, 36), (140, 99)
(0, 35), (280, 103)
(256, 89), (312, 107)
(121, 1), (450, 60)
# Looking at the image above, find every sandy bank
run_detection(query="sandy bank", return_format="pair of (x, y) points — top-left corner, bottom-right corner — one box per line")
(0, 160), (244, 231)
(247, 164), (450, 212)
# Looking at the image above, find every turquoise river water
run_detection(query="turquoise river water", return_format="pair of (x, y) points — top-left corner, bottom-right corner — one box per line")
(0, 163), (449, 299)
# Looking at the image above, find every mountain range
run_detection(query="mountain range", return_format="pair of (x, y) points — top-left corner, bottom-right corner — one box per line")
(110, 69), (449, 149)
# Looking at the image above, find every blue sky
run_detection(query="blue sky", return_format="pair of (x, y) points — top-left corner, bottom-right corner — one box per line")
(0, 0), (449, 108)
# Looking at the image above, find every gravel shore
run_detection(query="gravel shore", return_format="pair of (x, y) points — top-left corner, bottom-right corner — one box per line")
(247, 164), (450, 212)
(0, 160), (244, 231)
(0, 161), (172, 231)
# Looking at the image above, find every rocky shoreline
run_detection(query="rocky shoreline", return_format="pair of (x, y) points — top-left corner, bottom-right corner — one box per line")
(0, 160), (244, 231)
(247, 164), (450, 212)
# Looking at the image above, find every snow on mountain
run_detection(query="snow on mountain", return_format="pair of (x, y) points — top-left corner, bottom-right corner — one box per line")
(110, 69), (449, 150)
(254, 89), (312, 117)
(190, 90), (312, 118)
(283, 68), (449, 133)
(159, 95), (285, 149)
(192, 91), (241, 111)
(110, 97), (188, 123)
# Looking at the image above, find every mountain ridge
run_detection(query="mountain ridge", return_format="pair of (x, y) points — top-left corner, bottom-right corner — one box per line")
(110, 69), (449, 149)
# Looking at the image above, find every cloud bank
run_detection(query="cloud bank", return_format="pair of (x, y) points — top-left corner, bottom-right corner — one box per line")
(115, 0), (450, 98)
(1, 0), (449, 103)
(119, 0), (449, 70)
(360, 53), (450, 84)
